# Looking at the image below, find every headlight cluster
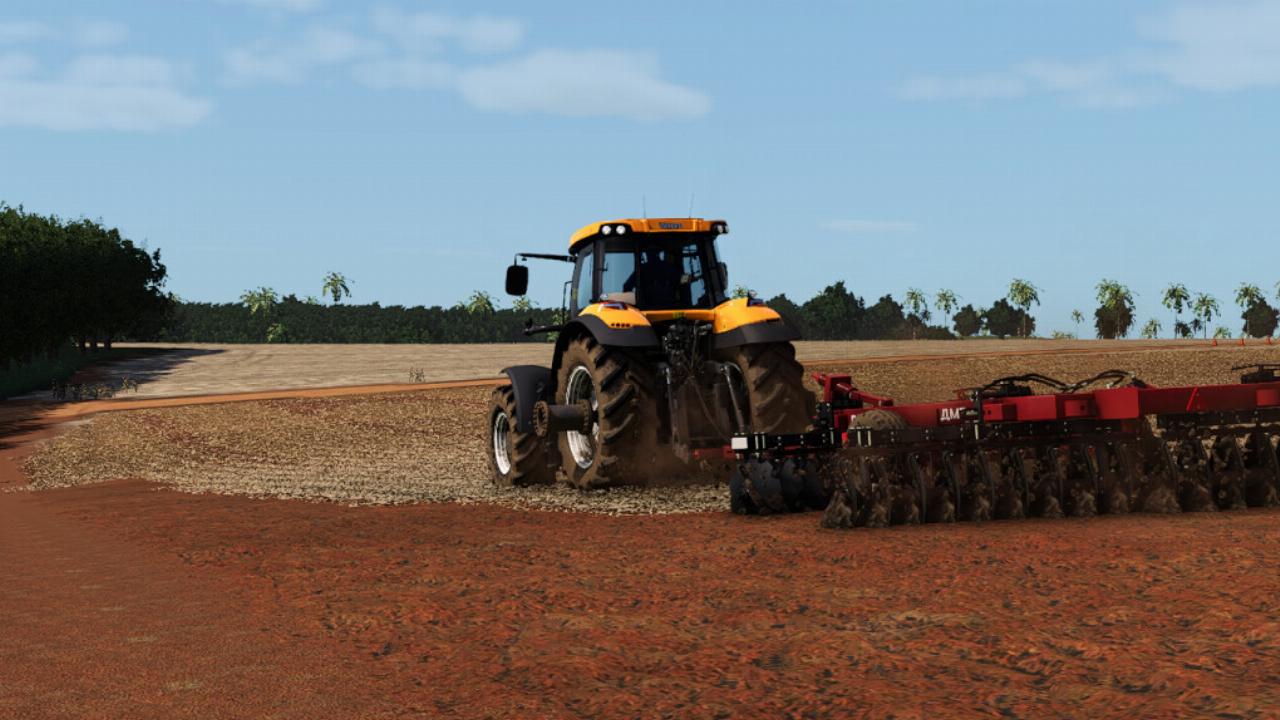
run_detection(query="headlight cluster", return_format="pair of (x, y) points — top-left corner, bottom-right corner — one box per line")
(600, 224), (629, 235)
(713, 223), (729, 234)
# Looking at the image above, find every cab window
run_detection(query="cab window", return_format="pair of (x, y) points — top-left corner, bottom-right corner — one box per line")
(571, 247), (595, 313)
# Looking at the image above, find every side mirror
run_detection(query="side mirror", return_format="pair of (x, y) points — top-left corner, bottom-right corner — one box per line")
(717, 262), (729, 289)
(505, 264), (529, 296)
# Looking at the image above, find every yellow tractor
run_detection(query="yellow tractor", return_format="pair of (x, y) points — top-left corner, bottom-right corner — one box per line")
(489, 218), (813, 488)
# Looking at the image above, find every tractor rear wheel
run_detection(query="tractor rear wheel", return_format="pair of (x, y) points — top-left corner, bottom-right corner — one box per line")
(488, 385), (554, 487)
(717, 342), (814, 434)
(555, 335), (663, 488)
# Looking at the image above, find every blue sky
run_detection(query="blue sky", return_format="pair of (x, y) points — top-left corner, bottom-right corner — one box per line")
(2, 1), (1279, 335)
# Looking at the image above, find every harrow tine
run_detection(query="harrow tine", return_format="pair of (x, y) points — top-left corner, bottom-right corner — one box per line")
(1167, 434), (1216, 512)
(1063, 444), (1098, 518)
(1209, 435), (1249, 511)
(1134, 428), (1180, 513)
(907, 453), (928, 523)
(1241, 430), (1280, 508)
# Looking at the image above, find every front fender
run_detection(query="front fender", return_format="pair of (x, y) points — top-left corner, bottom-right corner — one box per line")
(500, 365), (552, 433)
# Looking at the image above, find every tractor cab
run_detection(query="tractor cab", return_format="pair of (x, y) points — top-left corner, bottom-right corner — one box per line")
(565, 219), (729, 313)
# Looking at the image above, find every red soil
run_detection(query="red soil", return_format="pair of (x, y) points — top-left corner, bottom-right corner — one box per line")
(4, 480), (1279, 718)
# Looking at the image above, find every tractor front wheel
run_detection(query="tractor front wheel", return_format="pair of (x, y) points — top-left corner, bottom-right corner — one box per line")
(488, 385), (554, 487)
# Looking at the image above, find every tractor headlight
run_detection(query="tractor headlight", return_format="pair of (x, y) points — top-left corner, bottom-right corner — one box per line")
(615, 224), (628, 235)
(601, 225), (612, 235)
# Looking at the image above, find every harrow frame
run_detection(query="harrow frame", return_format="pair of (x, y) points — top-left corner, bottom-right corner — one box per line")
(729, 366), (1280, 527)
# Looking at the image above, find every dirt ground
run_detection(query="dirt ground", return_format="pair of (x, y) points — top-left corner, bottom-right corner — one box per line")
(20, 345), (1279, 513)
(4, 343), (1280, 718)
(13, 339), (1203, 400)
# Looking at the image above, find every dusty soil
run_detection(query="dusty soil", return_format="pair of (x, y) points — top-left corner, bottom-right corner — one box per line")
(20, 345), (1279, 514)
(5, 479), (1279, 718)
(5, 343), (1280, 718)
(12, 339), (1204, 400)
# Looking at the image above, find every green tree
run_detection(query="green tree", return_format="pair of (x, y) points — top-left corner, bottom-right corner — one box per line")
(321, 271), (351, 304)
(1242, 301), (1280, 338)
(1213, 326), (1233, 340)
(1161, 283), (1191, 338)
(984, 299), (1034, 338)
(465, 290), (497, 315)
(239, 287), (278, 318)
(934, 289), (958, 329)
(903, 288), (930, 339)
(1094, 279), (1135, 339)
(1192, 293), (1220, 339)
(802, 282), (865, 340)
(952, 304), (983, 337)
(1006, 279), (1040, 338)
(1071, 309), (1084, 329)
(731, 285), (752, 299)
(1235, 283), (1266, 337)
(1140, 318), (1162, 339)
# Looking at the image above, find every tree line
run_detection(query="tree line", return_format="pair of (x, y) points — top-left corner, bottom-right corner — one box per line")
(156, 276), (1280, 344)
(0, 204), (170, 370)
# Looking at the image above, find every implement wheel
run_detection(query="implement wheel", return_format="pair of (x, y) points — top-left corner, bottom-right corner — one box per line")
(555, 335), (663, 488)
(488, 385), (554, 487)
(717, 342), (815, 434)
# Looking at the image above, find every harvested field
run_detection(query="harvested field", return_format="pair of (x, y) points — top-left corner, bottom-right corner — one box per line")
(15, 338), (1203, 400)
(21, 346), (1279, 515)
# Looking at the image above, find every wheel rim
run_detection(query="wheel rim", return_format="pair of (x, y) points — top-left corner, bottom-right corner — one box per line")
(492, 409), (513, 476)
(565, 365), (598, 469)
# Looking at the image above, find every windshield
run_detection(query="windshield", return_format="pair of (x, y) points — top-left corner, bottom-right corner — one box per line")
(598, 235), (721, 310)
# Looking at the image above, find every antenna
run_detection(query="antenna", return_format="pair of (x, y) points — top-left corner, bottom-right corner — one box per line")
(642, 195), (647, 219)
(687, 193), (695, 218)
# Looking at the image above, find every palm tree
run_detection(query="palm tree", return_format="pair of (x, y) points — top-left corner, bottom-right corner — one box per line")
(1007, 279), (1040, 338)
(466, 290), (497, 315)
(1140, 318), (1162, 339)
(321, 271), (352, 304)
(903, 288), (930, 339)
(239, 287), (278, 318)
(1213, 326), (1233, 340)
(1236, 283), (1264, 337)
(934, 289), (959, 330)
(1161, 283), (1191, 338)
(1192, 292), (1220, 339)
(1071, 309), (1084, 329)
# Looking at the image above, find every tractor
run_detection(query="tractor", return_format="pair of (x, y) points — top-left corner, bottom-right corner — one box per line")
(488, 217), (813, 488)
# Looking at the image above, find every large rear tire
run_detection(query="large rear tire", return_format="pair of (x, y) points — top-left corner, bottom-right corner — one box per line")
(488, 385), (554, 487)
(555, 335), (663, 488)
(717, 342), (814, 434)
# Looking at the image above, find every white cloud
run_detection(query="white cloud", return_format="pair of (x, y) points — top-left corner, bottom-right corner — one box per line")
(73, 20), (129, 48)
(1140, 0), (1280, 91)
(820, 219), (917, 235)
(217, 0), (323, 12)
(457, 49), (710, 121)
(350, 58), (453, 89)
(903, 1), (1280, 107)
(0, 21), (53, 44)
(0, 54), (211, 131)
(224, 26), (380, 84)
(372, 8), (522, 54)
(900, 73), (1028, 101)
(0, 52), (38, 78)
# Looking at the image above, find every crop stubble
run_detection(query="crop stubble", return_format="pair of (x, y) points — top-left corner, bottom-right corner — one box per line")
(21, 347), (1279, 514)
